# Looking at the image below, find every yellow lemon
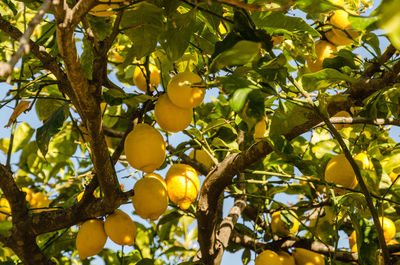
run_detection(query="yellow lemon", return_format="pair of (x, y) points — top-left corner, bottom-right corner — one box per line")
(277, 251), (295, 265)
(307, 40), (336, 73)
(349, 230), (357, 250)
(330, 10), (352, 29)
(270, 210), (299, 236)
(30, 192), (51, 212)
(104, 209), (137, 246)
(255, 250), (283, 265)
(133, 64), (160, 92)
(354, 152), (373, 170)
(131, 174), (168, 220)
(0, 198), (11, 222)
(189, 149), (214, 170)
(124, 123), (166, 173)
(332, 110), (351, 130)
(253, 117), (268, 142)
(76, 219), (107, 260)
(167, 72), (205, 109)
(21, 187), (33, 203)
(292, 248), (325, 265)
(379, 217), (396, 243)
(326, 28), (358, 46)
(154, 93), (193, 133)
(166, 164), (200, 210)
(325, 154), (358, 192)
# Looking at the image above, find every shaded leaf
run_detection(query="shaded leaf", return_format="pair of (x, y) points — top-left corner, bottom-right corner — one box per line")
(36, 105), (68, 157)
(12, 122), (34, 153)
(209, 40), (261, 73)
(301, 68), (356, 92)
(270, 102), (311, 136)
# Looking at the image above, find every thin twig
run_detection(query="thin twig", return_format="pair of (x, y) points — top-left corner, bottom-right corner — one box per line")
(0, 0), (52, 80)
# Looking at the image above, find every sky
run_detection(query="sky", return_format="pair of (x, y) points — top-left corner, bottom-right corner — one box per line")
(0, 0), (396, 264)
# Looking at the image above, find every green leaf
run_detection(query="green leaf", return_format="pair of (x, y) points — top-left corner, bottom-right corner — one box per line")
(0, 138), (9, 154)
(120, 2), (163, 59)
(0, 221), (12, 237)
(1, 0), (17, 15)
(296, 0), (338, 15)
(349, 15), (379, 31)
(81, 37), (94, 80)
(322, 49), (360, 70)
(301, 69), (356, 92)
(103, 104), (122, 128)
(270, 102), (311, 136)
(12, 122), (34, 153)
(136, 258), (155, 265)
(251, 12), (320, 37)
(229, 88), (254, 113)
(161, 9), (196, 61)
(36, 105), (68, 158)
(209, 40), (261, 73)
(380, 0), (400, 51)
(363, 33), (381, 56)
(157, 210), (183, 225)
(87, 15), (113, 41)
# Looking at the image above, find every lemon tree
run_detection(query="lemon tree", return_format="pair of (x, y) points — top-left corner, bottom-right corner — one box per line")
(1, 1), (400, 265)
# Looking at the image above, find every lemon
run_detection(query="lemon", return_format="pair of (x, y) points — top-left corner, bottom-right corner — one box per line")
(189, 149), (214, 170)
(293, 248), (325, 265)
(270, 210), (299, 236)
(354, 152), (373, 170)
(349, 230), (356, 250)
(326, 28), (358, 46)
(324, 154), (358, 191)
(131, 174), (168, 220)
(277, 251), (295, 265)
(166, 164), (200, 210)
(133, 64), (160, 93)
(21, 187), (33, 203)
(330, 10), (351, 29)
(307, 40), (336, 73)
(0, 198), (11, 222)
(255, 250), (283, 265)
(167, 72), (205, 109)
(332, 110), (351, 130)
(30, 192), (51, 212)
(379, 217), (396, 243)
(253, 117), (268, 142)
(76, 219), (107, 260)
(104, 209), (137, 246)
(154, 93), (193, 133)
(124, 123), (166, 173)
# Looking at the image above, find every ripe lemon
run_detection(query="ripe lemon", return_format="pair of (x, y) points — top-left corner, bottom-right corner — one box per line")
(307, 40), (336, 73)
(326, 28), (358, 46)
(154, 93), (193, 133)
(292, 248), (325, 265)
(76, 219), (107, 260)
(379, 217), (396, 243)
(166, 164), (200, 210)
(189, 149), (214, 170)
(349, 230), (356, 250)
(30, 192), (51, 213)
(253, 117), (268, 142)
(332, 110), (352, 130)
(324, 154), (358, 191)
(270, 210), (299, 236)
(277, 251), (295, 265)
(22, 187), (33, 203)
(133, 64), (160, 92)
(0, 198), (10, 222)
(255, 250), (282, 265)
(131, 174), (168, 220)
(167, 72), (205, 109)
(104, 209), (137, 246)
(330, 10), (351, 29)
(124, 123), (166, 173)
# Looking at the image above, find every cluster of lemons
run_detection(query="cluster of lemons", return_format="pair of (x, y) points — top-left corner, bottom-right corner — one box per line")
(0, 188), (51, 222)
(76, 209), (136, 259)
(76, 68), (208, 259)
(255, 248), (325, 265)
(307, 4), (360, 73)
